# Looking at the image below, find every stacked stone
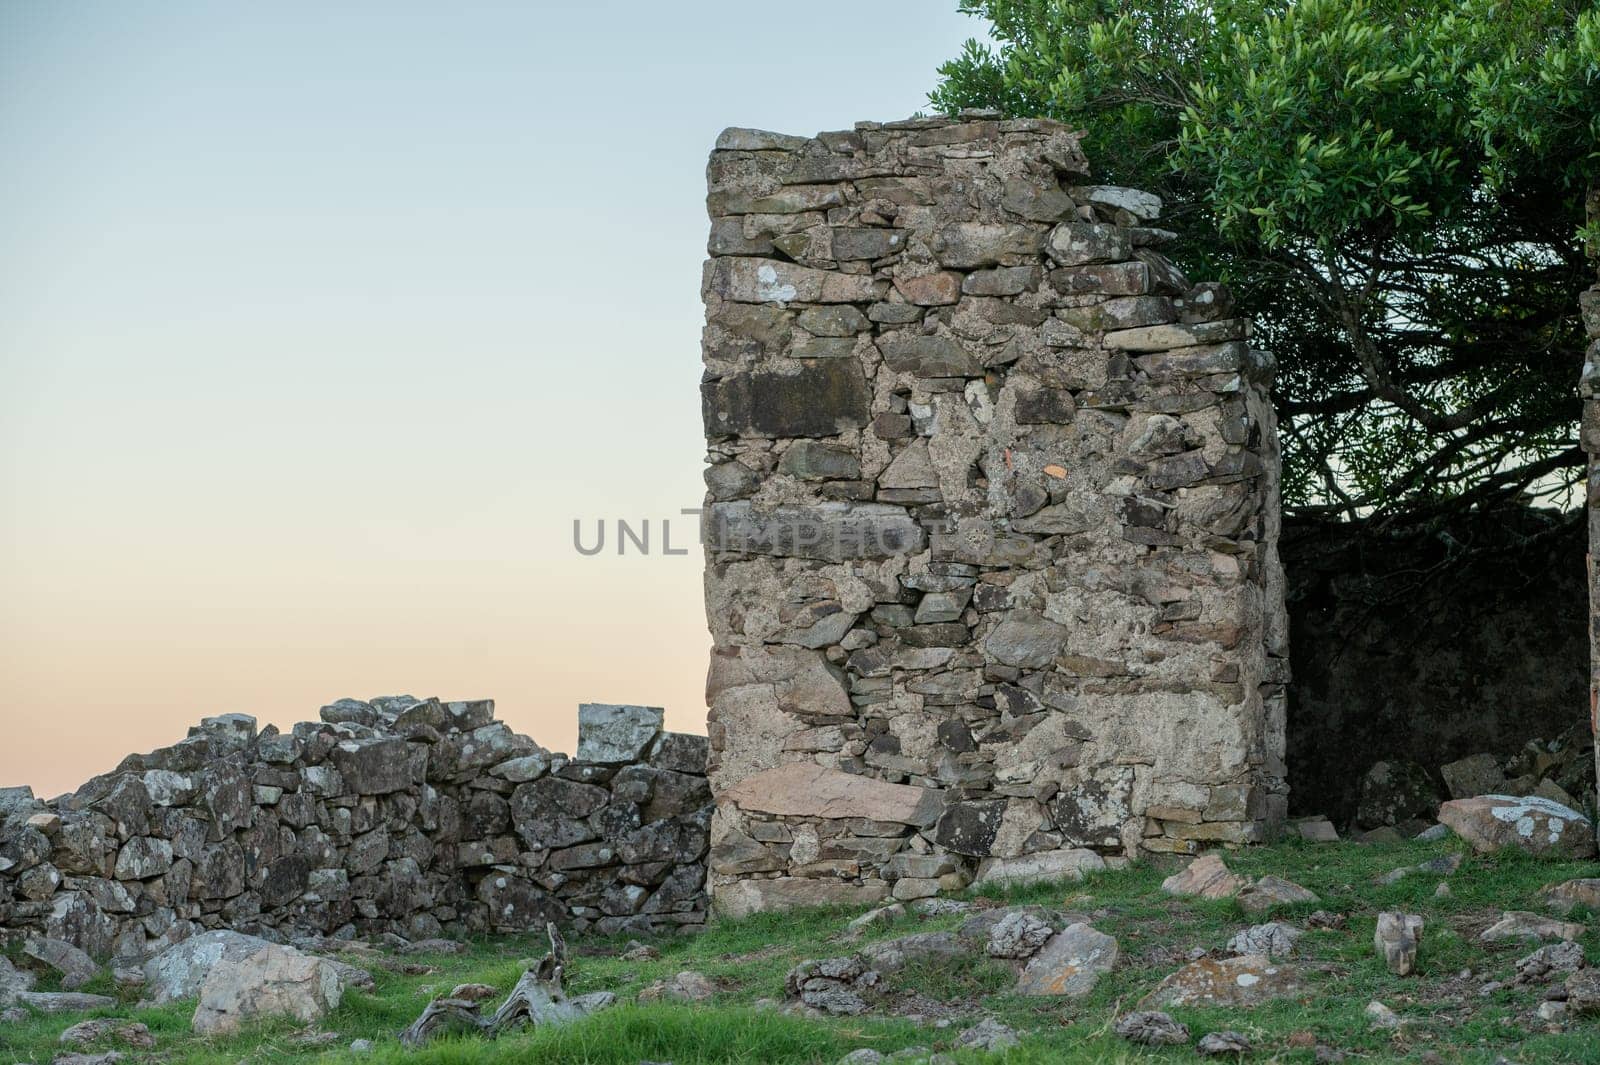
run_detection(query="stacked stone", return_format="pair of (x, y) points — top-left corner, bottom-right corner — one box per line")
(0, 700), (709, 961)
(701, 113), (1288, 916)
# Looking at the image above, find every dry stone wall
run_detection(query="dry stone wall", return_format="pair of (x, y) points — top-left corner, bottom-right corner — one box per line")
(700, 113), (1288, 917)
(0, 699), (710, 961)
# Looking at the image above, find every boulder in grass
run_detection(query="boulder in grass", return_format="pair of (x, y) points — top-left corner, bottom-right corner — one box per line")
(1161, 853), (1246, 899)
(1542, 878), (1600, 915)
(1437, 795), (1596, 859)
(1237, 876), (1318, 914)
(191, 942), (351, 1035)
(1141, 954), (1311, 1008)
(1479, 911), (1585, 943)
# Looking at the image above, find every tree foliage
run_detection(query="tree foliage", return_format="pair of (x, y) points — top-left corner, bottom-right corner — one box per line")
(932, 0), (1600, 522)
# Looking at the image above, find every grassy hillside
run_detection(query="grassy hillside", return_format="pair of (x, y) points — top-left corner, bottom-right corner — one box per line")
(3, 837), (1597, 1064)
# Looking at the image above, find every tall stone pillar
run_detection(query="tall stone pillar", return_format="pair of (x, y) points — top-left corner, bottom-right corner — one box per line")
(699, 114), (1288, 916)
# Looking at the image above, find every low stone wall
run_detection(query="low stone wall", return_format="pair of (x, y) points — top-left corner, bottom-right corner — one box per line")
(701, 114), (1288, 916)
(0, 699), (710, 961)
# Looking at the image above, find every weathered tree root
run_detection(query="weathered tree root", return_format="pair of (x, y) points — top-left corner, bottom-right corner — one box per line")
(399, 922), (615, 1046)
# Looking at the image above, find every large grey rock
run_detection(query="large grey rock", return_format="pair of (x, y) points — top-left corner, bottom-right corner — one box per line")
(143, 930), (368, 1005)
(190, 941), (350, 1034)
(577, 704), (663, 763)
(1015, 923), (1118, 997)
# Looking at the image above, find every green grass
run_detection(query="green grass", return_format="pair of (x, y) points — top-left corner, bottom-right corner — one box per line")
(2, 838), (1597, 1064)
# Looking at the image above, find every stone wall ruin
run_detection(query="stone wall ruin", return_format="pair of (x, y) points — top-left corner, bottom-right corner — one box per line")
(0, 700), (710, 961)
(700, 114), (1289, 916)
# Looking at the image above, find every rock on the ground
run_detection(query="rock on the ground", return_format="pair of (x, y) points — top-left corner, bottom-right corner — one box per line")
(1142, 954), (1310, 1008)
(1198, 1030), (1252, 1055)
(844, 904), (906, 940)
(858, 932), (963, 975)
(1114, 1010), (1190, 1046)
(350, 1038), (374, 1053)
(637, 970), (715, 1003)
(972, 848), (1104, 888)
(1295, 817), (1339, 842)
(955, 1016), (1021, 1052)
(1515, 941), (1585, 983)
(1161, 853), (1245, 899)
(985, 911), (1054, 959)
(1237, 875), (1319, 914)
(786, 957), (878, 1016)
(144, 930), (370, 1006)
(1374, 912), (1423, 976)
(1437, 795), (1597, 859)
(1567, 968), (1600, 1015)
(1227, 922), (1302, 958)
(58, 1020), (155, 1049)
(1015, 923), (1118, 997)
(1365, 1001), (1400, 1029)
(14, 992), (117, 1012)
(447, 983), (499, 1001)
(838, 1052), (884, 1065)
(24, 937), (99, 991)
(190, 941), (354, 1034)
(1378, 853), (1462, 886)
(1480, 911), (1585, 943)
(1543, 878), (1600, 915)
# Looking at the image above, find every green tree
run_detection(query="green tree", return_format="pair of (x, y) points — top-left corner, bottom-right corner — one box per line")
(933, 0), (1600, 523)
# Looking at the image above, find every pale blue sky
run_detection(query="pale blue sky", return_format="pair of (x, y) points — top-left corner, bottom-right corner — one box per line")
(0, 1), (990, 793)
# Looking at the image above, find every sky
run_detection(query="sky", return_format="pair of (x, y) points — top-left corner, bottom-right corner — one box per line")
(0, 1), (990, 797)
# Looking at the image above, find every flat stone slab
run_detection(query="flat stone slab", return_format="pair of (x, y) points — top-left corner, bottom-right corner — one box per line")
(1142, 954), (1313, 1009)
(1016, 923), (1119, 996)
(721, 763), (942, 826)
(14, 991), (117, 1013)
